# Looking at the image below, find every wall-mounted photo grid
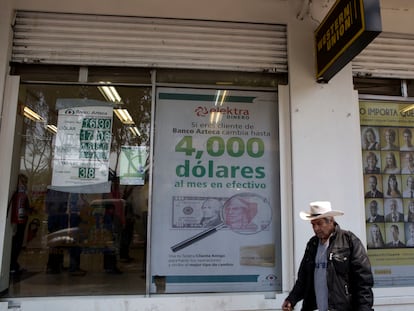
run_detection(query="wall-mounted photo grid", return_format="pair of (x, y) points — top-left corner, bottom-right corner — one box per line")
(362, 126), (414, 249)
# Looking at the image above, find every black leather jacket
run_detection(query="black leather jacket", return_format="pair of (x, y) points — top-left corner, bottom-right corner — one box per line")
(286, 223), (374, 311)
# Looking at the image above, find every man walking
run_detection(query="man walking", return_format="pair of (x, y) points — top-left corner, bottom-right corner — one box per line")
(282, 201), (374, 311)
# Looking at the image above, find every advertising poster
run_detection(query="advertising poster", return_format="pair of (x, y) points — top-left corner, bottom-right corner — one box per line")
(151, 87), (281, 293)
(119, 146), (147, 185)
(51, 99), (113, 193)
(360, 100), (414, 287)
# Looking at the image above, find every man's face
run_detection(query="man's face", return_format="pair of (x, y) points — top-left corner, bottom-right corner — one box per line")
(408, 177), (414, 190)
(311, 218), (335, 242)
(404, 132), (412, 144)
(370, 203), (378, 216)
(367, 156), (377, 168)
(223, 197), (258, 233)
(368, 177), (377, 190)
(410, 226), (414, 239)
(391, 226), (399, 241)
(385, 130), (395, 143)
(406, 154), (414, 166)
(390, 201), (398, 214)
(201, 199), (220, 218)
(409, 202), (414, 213)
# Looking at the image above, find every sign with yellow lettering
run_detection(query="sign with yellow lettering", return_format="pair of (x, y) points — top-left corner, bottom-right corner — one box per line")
(315, 0), (381, 82)
(360, 100), (414, 287)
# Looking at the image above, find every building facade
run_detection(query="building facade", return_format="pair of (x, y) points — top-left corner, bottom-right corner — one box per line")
(1, 0), (414, 310)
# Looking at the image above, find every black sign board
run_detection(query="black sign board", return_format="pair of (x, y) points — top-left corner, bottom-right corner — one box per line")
(315, 0), (382, 83)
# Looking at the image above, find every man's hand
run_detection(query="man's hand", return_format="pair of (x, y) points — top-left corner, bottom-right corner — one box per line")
(281, 300), (293, 311)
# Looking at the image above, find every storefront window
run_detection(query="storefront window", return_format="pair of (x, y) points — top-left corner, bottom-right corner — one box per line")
(6, 66), (283, 297)
(8, 82), (151, 297)
(359, 99), (414, 287)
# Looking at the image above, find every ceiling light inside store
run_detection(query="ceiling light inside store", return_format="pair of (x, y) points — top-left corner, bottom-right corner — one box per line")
(46, 124), (58, 134)
(214, 90), (227, 106)
(210, 112), (222, 124)
(23, 106), (44, 122)
(129, 126), (141, 137)
(98, 82), (122, 103)
(400, 104), (414, 114)
(210, 90), (227, 124)
(114, 109), (134, 125)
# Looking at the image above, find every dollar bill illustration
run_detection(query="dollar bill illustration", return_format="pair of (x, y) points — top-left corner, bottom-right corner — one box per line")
(172, 196), (226, 229)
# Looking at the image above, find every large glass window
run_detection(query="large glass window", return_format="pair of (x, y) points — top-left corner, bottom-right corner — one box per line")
(8, 82), (152, 297)
(359, 100), (414, 287)
(355, 77), (414, 287)
(5, 65), (283, 297)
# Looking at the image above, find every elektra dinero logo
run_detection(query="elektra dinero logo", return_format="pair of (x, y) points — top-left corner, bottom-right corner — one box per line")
(194, 106), (250, 120)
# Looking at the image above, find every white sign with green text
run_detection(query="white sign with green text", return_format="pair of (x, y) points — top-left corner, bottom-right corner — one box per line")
(151, 88), (281, 293)
(51, 99), (113, 193)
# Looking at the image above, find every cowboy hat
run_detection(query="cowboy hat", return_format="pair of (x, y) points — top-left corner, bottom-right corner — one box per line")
(299, 201), (344, 220)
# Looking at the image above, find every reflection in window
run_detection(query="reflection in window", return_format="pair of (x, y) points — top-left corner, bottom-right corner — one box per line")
(8, 84), (151, 297)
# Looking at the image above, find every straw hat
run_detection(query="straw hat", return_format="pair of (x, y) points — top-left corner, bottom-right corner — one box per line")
(299, 201), (344, 220)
